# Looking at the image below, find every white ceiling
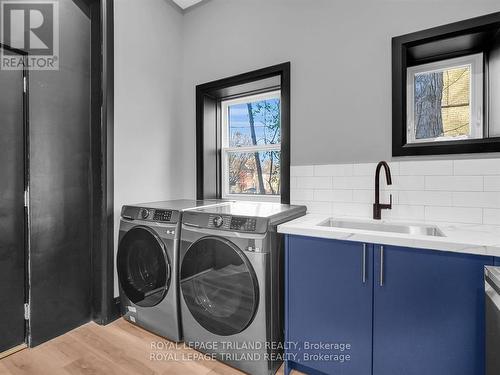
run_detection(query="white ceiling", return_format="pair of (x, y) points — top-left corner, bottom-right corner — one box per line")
(172, 0), (204, 10)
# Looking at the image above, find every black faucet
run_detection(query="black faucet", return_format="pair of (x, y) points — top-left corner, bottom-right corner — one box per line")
(373, 161), (392, 220)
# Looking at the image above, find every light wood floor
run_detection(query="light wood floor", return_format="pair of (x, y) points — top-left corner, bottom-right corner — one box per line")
(0, 319), (303, 375)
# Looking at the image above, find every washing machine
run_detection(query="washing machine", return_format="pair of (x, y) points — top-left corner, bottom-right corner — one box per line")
(179, 201), (306, 374)
(116, 199), (224, 342)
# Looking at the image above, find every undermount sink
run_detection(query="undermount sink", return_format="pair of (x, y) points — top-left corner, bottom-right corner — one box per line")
(318, 218), (445, 237)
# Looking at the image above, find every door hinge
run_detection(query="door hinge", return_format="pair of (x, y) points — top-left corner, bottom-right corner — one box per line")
(23, 76), (27, 93)
(24, 303), (30, 320)
(24, 190), (29, 207)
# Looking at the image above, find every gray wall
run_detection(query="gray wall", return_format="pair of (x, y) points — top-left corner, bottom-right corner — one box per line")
(113, 0), (500, 295)
(175, 0), (500, 198)
(114, 0), (183, 296)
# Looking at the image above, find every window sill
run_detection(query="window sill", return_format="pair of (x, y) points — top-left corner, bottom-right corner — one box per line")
(223, 194), (281, 203)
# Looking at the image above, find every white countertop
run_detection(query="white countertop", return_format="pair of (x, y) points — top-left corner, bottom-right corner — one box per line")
(278, 214), (500, 257)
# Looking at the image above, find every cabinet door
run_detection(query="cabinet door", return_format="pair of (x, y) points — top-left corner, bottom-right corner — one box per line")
(286, 236), (373, 375)
(373, 245), (493, 375)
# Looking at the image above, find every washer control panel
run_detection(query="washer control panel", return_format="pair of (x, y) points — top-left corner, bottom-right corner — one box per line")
(207, 215), (257, 232)
(139, 208), (150, 219)
(183, 211), (268, 234)
(153, 210), (172, 222)
(230, 216), (257, 231)
(208, 215), (231, 230)
(121, 206), (179, 223)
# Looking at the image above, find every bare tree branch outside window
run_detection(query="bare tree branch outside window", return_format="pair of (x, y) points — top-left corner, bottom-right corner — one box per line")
(226, 95), (281, 196)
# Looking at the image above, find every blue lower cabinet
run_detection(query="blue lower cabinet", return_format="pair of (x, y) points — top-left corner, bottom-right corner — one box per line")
(285, 235), (493, 375)
(285, 235), (373, 375)
(372, 245), (493, 375)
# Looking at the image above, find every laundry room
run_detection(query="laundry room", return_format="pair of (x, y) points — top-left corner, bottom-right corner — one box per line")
(1, 1), (500, 375)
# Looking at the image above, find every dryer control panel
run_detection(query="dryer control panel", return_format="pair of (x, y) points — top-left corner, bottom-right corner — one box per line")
(153, 210), (172, 222)
(183, 212), (267, 233)
(230, 216), (257, 231)
(207, 215), (258, 231)
(121, 206), (179, 223)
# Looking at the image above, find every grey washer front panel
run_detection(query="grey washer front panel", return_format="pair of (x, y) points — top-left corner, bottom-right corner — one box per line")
(179, 202), (306, 375)
(118, 218), (182, 342)
(117, 199), (226, 342)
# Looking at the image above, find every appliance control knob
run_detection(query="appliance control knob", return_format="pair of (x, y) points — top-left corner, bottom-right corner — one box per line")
(213, 216), (224, 228)
(139, 208), (149, 219)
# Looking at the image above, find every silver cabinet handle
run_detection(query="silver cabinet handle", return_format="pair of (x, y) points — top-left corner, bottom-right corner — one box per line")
(380, 246), (384, 287)
(362, 243), (367, 284)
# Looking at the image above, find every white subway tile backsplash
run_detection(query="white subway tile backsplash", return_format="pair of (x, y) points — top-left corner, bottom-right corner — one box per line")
(332, 176), (372, 190)
(484, 209), (500, 225)
(290, 158), (499, 225)
(332, 203), (372, 217)
(385, 205), (425, 221)
(398, 191), (452, 206)
(425, 206), (483, 224)
(313, 189), (332, 202)
(399, 160), (453, 176)
(453, 159), (500, 176)
(425, 176), (483, 192)
(352, 163), (377, 176)
(393, 175), (425, 191)
(303, 201), (333, 215)
(314, 164), (352, 176)
(331, 190), (354, 202)
(485, 176), (500, 192)
(389, 162), (400, 176)
(352, 189), (397, 204)
(351, 189), (375, 204)
(452, 192), (500, 208)
(296, 176), (332, 189)
(291, 165), (314, 177)
(314, 189), (353, 202)
(291, 189), (314, 202)
(352, 162), (400, 176)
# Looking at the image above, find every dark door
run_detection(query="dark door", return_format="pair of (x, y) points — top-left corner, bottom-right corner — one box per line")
(0, 46), (27, 352)
(28, 0), (92, 346)
(373, 245), (492, 375)
(117, 227), (171, 307)
(286, 236), (373, 375)
(180, 236), (259, 336)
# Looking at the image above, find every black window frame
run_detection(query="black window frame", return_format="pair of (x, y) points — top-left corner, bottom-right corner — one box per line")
(196, 62), (291, 204)
(392, 11), (500, 156)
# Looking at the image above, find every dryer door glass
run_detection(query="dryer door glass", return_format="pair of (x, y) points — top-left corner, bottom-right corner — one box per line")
(181, 237), (259, 336)
(117, 227), (170, 307)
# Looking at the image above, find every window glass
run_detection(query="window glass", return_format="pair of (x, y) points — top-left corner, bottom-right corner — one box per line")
(222, 91), (281, 199)
(228, 150), (281, 195)
(414, 66), (470, 140)
(407, 53), (483, 144)
(228, 98), (281, 147)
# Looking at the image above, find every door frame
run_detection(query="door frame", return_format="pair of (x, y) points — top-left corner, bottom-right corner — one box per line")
(88, 0), (118, 325)
(1, 0), (117, 345)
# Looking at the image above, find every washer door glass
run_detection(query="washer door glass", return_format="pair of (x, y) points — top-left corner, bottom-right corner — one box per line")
(181, 236), (259, 336)
(117, 227), (170, 307)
